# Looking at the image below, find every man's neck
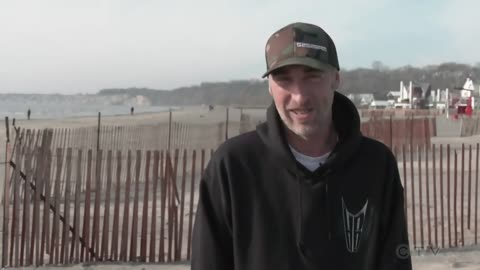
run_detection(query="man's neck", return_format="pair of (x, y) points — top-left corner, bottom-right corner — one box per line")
(286, 124), (338, 157)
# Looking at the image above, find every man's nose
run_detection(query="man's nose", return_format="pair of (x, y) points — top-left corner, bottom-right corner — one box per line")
(290, 82), (310, 104)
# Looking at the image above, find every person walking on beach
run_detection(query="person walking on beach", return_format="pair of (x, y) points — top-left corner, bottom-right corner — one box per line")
(27, 108), (31, 120)
(131, 106), (134, 115)
(192, 22), (412, 269)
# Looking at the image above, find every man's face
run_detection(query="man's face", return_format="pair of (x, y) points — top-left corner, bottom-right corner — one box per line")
(268, 64), (339, 139)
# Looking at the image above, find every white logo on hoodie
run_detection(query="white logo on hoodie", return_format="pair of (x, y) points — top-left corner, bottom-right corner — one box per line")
(342, 197), (368, 253)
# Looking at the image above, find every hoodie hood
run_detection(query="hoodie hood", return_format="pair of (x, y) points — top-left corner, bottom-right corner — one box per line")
(256, 91), (362, 176)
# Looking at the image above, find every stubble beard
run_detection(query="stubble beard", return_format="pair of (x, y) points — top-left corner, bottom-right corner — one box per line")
(279, 109), (327, 140)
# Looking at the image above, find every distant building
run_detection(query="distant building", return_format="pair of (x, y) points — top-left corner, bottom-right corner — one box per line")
(460, 77), (476, 98)
(455, 77), (478, 110)
(386, 91), (401, 103)
(412, 83), (432, 108)
(369, 100), (391, 109)
(347, 93), (375, 107)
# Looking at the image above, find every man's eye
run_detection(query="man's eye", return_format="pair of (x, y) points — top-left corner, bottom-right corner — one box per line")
(306, 75), (325, 81)
(275, 76), (291, 82)
(306, 73), (324, 79)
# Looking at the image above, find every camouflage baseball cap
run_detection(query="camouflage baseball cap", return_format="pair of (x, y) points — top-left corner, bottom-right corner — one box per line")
(262, 22), (340, 78)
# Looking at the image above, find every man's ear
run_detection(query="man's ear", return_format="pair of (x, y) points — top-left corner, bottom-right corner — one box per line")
(268, 79), (273, 96)
(332, 71), (340, 90)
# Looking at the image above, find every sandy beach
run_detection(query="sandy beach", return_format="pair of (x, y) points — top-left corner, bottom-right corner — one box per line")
(2, 107), (480, 269)
(8, 248), (480, 270)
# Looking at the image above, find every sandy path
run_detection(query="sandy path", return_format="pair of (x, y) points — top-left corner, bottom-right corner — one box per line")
(10, 249), (480, 270)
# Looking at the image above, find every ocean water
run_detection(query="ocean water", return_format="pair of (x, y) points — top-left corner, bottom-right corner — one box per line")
(0, 100), (171, 120)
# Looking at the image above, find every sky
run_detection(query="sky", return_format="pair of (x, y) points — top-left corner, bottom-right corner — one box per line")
(1, 0), (479, 94)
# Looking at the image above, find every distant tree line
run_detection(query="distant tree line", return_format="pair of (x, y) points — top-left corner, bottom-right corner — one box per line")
(98, 62), (480, 106)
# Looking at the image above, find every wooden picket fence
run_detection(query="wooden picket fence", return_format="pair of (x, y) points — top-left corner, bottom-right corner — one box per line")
(5, 122), (225, 153)
(359, 108), (444, 118)
(2, 128), (212, 267)
(361, 116), (436, 150)
(1, 126), (480, 267)
(395, 143), (480, 249)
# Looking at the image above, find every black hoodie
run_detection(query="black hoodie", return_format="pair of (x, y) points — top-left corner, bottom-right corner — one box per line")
(192, 92), (412, 270)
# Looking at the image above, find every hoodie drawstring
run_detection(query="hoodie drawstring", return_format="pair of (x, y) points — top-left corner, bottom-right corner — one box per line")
(297, 170), (332, 250)
(325, 181), (331, 241)
(297, 173), (304, 249)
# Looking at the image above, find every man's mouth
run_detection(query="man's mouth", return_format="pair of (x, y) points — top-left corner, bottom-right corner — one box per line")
(290, 108), (313, 115)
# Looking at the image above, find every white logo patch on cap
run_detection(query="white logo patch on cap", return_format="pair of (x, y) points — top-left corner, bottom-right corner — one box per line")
(295, 42), (327, 52)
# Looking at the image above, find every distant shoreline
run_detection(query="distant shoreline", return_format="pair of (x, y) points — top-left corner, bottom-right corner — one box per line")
(0, 106), (187, 122)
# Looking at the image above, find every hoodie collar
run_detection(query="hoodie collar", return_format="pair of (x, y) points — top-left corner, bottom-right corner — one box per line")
(256, 91), (362, 176)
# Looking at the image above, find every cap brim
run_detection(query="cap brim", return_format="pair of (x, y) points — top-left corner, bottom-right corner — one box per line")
(262, 57), (334, 78)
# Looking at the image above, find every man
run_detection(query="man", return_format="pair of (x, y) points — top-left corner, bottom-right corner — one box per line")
(192, 22), (412, 269)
